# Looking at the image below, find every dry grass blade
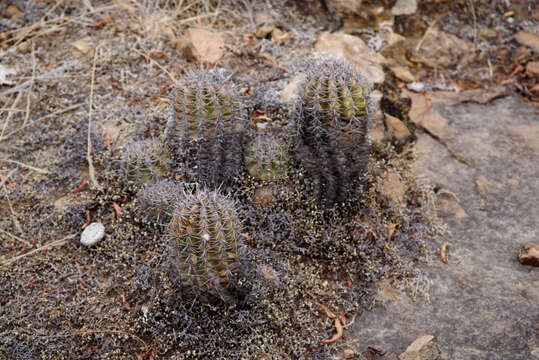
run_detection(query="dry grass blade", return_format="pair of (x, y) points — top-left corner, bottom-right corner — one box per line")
(0, 91), (23, 139)
(0, 228), (32, 248)
(0, 103), (84, 142)
(87, 48), (101, 190)
(0, 234), (76, 268)
(2, 182), (25, 237)
(1, 61), (76, 97)
(0, 158), (49, 174)
(131, 47), (178, 85)
(23, 41), (37, 128)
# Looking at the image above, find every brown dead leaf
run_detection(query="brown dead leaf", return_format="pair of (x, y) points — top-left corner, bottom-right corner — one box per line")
(440, 242), (451, 264)
(177, 28), (224, 64)
(514, 31), (539, 52)
(526, 61), (539, 77)
(5, 5), (23, 20)
(390, 65), (415, 83)
(271, 28), (290, 43)
(281, 74), (305, 102)
(381, 170), (406, 204)
(384, 114), (412, 144)
(71, 37), (93, 57)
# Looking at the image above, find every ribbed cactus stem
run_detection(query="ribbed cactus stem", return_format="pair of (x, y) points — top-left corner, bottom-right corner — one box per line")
(294, 59), (371, 206)
(166, 70), (248, 187)
(168, 189), (241, 292)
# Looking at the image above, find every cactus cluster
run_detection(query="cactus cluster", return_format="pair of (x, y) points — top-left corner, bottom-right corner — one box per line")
(122, 139), (170, 186)
(293, 59), (371, 205)
(244, 134), (290, 181)
(166, 188), (242, 295)
(166, 70), (249, 188)
(125, 60), (373, 300)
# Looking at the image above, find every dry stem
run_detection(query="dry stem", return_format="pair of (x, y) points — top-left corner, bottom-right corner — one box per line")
(0, 234), (76, 268)
(87, 48), (101, 190)
(0, 158), (49, 174)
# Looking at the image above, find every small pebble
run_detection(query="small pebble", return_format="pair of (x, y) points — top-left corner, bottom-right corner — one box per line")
(80, 222), (105, 246)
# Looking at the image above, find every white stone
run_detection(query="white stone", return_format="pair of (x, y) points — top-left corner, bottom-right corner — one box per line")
(391, 0), (418, 16)
(80, 222), (105, 246)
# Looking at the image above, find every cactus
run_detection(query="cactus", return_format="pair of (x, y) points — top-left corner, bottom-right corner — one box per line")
(136, 180), (188, 227)
(166, 188), (242, 295)
(166, 70), (248, 188)
(293, 59), (371, 206)
(244, 134), (290, 181)
(122, 139), (170, 186)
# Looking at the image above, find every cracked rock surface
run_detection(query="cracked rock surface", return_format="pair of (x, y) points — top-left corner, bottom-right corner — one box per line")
(350, 95), (538, 359)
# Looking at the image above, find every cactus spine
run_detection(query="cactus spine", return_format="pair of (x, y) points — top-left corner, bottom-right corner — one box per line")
(167, 70), (248, 188)
(294, 59), (371, 206)
(167, 189), (242, 294)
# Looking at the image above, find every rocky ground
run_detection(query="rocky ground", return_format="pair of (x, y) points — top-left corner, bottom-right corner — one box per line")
(0, 0), (537, 359)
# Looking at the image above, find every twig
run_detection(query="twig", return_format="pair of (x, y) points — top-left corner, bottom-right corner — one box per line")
(0, 91), (23, 139)
(81, 211), (91, 230)
(71, 329), (148, 352)
(0, 234), (76, 268)
(0, 103), (83, 142)
(318, 303), (344, 345)
(0, 158), (49, 174)
(0, 228), (32, 248)
(2, 182), (25, 237)
(72, 178), (87, 194)
(468, 0), (478, 52)
(0, 61), (76, 97)
(415, 17), (440, 53)
(23, 41), (37, 128)
(0, 169), (16, 188)
(87, 48), (101, 190)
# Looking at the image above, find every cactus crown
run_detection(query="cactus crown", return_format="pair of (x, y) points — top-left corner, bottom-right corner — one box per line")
(300, 59), (370, 137)
(167, 70), (248, 187)
(245, 134), (290, 181)
(167, 188), (242, 293)
(122, 139), (170, 186)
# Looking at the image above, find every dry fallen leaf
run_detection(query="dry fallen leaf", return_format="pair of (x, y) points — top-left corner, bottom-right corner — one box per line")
(71, 37), (93, 57)
(177, 28), (225, 64)
(440, 242), (451, 264)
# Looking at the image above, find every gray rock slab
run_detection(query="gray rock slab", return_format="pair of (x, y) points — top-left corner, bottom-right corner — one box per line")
(350, 95), (538, 359)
